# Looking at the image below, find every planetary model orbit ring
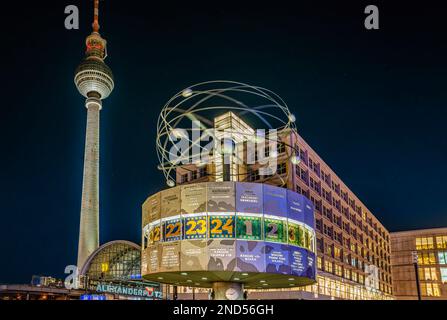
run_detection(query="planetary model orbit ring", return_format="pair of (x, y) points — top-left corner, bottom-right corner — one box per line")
(156, 80), (300, 187)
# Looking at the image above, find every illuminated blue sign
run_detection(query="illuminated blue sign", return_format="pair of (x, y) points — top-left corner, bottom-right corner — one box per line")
(80, 294), (107, 301)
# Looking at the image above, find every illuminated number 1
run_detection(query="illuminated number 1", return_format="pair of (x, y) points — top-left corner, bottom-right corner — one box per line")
(244, 220), (253, 236)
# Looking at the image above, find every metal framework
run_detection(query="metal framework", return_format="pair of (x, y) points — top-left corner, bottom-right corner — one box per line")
(156, 80), (300, 187)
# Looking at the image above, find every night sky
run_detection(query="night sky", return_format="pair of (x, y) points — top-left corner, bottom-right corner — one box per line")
(0, 1), (446, 283)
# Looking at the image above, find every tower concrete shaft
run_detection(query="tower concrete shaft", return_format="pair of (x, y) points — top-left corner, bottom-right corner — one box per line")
(77, 98), (101, 269)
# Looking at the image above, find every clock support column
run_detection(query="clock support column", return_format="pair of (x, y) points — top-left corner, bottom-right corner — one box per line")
(212, 282), (244, 300)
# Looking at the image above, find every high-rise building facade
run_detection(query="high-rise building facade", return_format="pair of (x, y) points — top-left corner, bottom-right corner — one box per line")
(176, 112), (393, 299)
(74, 0), (114, 269)
(391, 228), (447, 299)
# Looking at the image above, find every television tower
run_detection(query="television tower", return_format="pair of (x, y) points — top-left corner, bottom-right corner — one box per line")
(74, 0), (114, 269)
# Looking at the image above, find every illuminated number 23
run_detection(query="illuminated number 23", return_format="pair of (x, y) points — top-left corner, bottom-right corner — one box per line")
(185, 219), (207, 236)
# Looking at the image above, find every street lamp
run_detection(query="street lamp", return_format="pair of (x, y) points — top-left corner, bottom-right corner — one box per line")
(411, 251), (422, 300)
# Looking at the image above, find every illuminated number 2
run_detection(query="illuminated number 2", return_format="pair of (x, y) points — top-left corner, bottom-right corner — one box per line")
(267, 222), (278, 238)
(211, 219), (222, 234)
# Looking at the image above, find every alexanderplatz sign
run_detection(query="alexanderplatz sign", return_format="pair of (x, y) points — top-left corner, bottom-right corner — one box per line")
(88, 281), (163, 300)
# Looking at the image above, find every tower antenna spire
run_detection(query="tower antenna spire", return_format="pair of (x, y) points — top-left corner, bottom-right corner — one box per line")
(92, 0), (100, 33)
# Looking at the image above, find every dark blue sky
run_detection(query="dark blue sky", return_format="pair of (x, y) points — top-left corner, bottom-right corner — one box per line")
(0, 1), (446, 283)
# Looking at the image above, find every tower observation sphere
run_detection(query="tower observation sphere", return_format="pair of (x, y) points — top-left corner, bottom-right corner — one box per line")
(75, 56), (114, 101)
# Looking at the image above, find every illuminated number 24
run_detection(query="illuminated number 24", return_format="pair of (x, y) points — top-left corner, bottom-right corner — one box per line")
(211, 218), (233, 234)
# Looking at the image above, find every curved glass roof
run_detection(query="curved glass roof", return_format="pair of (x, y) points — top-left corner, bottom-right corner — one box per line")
(81, 241), (141, 281)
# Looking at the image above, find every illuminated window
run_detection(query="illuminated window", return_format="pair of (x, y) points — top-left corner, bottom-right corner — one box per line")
(324, 261), (333, 273)
(436, 236), (447, 249)
(317, 257), (322, 270)
(418, 252), (436, 265)
(344, 268), (350, 280)
(335, 264), (342, 276)
(416, 237), (434, 250)
(440, 268), (447, 283)
(358, 274), (364, 284)
(438, 251), (447, 265)
(352, 271), (358, 282)
(421, 283), (440, 297)
(334, 247), (341, 260)
(419, 267), (438, 281)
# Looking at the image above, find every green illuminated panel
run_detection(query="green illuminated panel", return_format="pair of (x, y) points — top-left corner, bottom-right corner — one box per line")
(264, 218), (286, 243)
(236, 215), (262, 240)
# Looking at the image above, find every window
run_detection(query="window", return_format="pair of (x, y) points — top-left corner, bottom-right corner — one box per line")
(359, 274), (364, 284)
(315, 219), (322, 232)
(317, 238), (324, 252)
(344, 268), (350, 280)
(310, 177), (321, 194)
(420, 283), (440, 297)
(317, 257), (322, 270)
(416, 237), (434, 250)
(277, 142), (286, 154)
(325, 242), (333, 256)
(335, 264), (342, 276)
(296, 166), (308, 183)
(198, 166), (207, 177)
(419, 267), (438, 281)
(436, 236), (447, 249)
(438, 251), (447, 264)
(191, 170), (198, 180)
(299, 148), (307, 165)
(277, 162), (286, 175)
(418, 252), (436, 265)
(181, 174), (188, 183)
(334, 246), (341, 260)
(324, 260), (333, 273)
(247, 169), (260, 182)
(440, 268), (447, 283)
